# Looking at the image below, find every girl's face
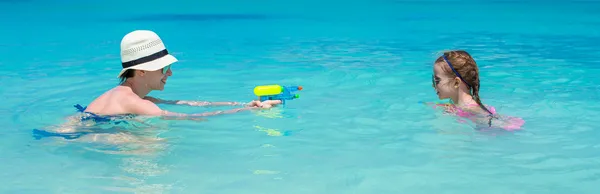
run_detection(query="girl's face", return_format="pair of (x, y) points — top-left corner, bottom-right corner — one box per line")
(432, 63), (458, 100)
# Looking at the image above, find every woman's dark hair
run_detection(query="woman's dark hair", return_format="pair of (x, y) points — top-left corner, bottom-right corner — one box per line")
(119, 69), (136, 84)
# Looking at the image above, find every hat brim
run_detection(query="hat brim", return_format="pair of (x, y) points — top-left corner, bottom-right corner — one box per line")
(117, 54), (178, 78)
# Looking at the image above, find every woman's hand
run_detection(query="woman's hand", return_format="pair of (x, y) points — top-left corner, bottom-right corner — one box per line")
(259, 100), (282, 108)
(245, 100), (282, 108)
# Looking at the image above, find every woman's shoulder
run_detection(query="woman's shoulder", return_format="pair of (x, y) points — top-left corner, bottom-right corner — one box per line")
(85, 86), (140, 115)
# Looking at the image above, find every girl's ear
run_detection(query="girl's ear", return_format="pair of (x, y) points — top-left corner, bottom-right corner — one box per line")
(454, 77), (461, 88)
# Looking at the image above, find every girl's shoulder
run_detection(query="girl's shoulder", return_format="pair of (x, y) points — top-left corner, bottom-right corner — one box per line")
(460, 103), (497, 115)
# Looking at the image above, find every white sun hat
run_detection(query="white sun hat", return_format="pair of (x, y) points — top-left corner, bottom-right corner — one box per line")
(117, 30), (178, 78)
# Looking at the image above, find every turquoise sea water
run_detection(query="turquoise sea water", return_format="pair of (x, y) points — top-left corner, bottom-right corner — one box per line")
(2, 0), (600, 193)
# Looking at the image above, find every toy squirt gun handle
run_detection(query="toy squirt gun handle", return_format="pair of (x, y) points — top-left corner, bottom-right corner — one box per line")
(253, 84), (303, 105)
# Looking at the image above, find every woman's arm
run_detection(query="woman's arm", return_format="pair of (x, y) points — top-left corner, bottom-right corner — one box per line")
(160, 106), (257, 120)
(132, 97), (282, 120)
(144, 96), (245, 107)
(160, 100), (282, 120)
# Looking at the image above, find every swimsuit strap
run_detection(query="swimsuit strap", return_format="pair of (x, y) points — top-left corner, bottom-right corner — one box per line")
(74, 104), (87, 112)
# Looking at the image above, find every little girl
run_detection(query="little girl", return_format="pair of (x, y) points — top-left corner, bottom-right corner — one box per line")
(429, 50), (524, 131)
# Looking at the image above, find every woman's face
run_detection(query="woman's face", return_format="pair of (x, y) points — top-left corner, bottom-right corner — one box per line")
(432, 63), (457, 100)
(142, 65), (172, 91)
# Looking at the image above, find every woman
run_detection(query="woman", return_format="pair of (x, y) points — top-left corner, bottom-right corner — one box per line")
(85, 30), (281, 119)
(32, 30), (281, 142)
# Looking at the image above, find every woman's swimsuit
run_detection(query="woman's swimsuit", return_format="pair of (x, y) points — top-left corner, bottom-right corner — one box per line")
(32, 104), (135, 140)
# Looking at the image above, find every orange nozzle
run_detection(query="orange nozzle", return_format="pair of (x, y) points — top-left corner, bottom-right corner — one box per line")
(298, 86), (303, 90)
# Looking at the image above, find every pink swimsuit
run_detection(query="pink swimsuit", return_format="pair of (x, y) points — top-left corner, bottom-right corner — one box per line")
(433, 103), (524, 131)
